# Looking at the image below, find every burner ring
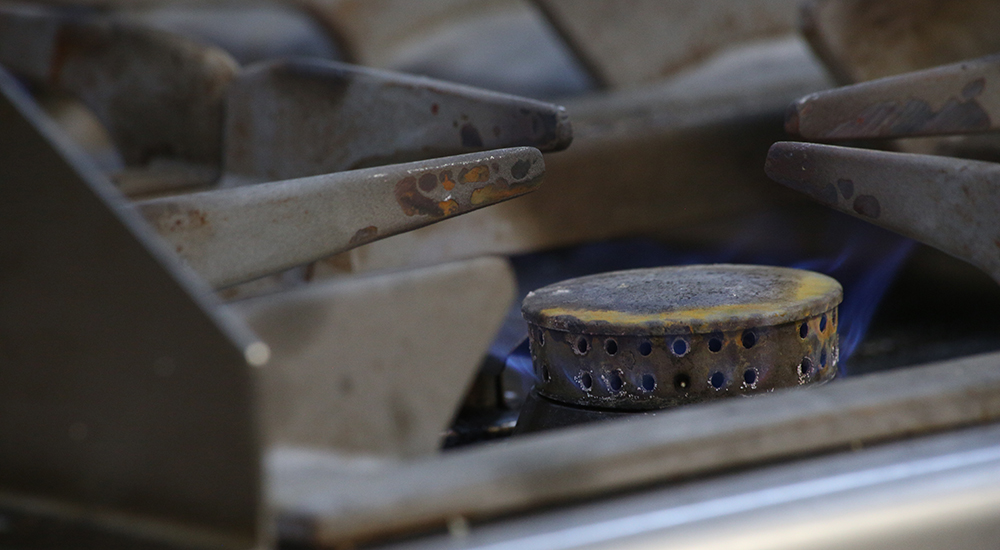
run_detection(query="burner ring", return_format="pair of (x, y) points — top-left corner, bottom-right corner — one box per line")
(521, 264), (842, 410)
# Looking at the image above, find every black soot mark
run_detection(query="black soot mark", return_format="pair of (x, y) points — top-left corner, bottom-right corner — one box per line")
(418, 173), (438, 192)
(461, 123), (484, 147)
(511, 159), (532, 180)
(395, 176), (444, 217)
(853, 195), (881, 218)
(837, 178), (854, 200)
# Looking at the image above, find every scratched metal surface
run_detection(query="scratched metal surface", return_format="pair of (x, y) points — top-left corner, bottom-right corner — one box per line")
(223, 58), (571, 183)
(787, 53), (1000, 140)
(798, 0), (1000, 162)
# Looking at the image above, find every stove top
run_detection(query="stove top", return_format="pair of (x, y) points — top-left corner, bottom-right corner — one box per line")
(4, 2), (1000, 549)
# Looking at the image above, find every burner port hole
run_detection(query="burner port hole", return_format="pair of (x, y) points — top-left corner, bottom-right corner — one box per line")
(604, 338), (618, 356)
(639, 341), (652, 356)
(671, 338), (688, 356)
(608, 370), (624, 392)
(673, 373), (690, 391)
(708, 336), (723, 352)
(799, 357), (813, 376)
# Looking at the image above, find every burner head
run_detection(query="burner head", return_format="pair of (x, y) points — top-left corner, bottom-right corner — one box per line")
(521, 264), (842, 410)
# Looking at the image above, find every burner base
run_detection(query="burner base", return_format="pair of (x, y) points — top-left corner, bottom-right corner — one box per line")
(514, 390), (659, 434)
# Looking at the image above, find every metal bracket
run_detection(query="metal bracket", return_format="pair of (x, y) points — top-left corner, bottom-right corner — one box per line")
(0, 66), (264, 548)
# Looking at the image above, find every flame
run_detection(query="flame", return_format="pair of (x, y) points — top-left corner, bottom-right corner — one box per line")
(502, 215), (916, 379)
(792, 239), (915, 363)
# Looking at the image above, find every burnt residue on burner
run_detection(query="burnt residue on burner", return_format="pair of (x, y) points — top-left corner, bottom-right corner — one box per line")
(521, 265), (842, 411)
(395, 175), (449, 217)
(522, 265), (841, 335)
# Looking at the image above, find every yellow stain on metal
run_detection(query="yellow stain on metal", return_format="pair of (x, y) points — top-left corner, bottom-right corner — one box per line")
(438, 199), (459, 216)
(462, 165), (490, 183)
(470, 183), (519, 205)
(537, 272), (840, 332)
(792, 272), (840, 303)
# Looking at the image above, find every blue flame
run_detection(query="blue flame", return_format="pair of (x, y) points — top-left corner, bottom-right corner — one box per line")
(504, 216), (916, 377)
(504, 339), (539, 394)
(792, 239), (916, 360)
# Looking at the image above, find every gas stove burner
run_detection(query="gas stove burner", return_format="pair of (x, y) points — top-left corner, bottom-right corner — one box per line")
(521, 265), (843, 413)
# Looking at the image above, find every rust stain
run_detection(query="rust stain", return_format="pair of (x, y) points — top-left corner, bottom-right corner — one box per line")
(141, 202), (214, 236)
(460, 165), (490, 183)
(470, 177), (531, 205)
(170, 209), (208, 231)
(430, 103), (439, 115)
(349, 225), (378, 246)
(439, 170), (455, 191)
(394, 176), (445, 217)
(438, 200), (459, 216)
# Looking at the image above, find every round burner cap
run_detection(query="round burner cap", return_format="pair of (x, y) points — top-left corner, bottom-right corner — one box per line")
(521, 265), (843, 410)
(522, 264), (841, 336)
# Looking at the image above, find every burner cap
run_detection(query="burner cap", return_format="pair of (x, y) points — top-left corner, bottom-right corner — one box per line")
(521, 265), (842, 410)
